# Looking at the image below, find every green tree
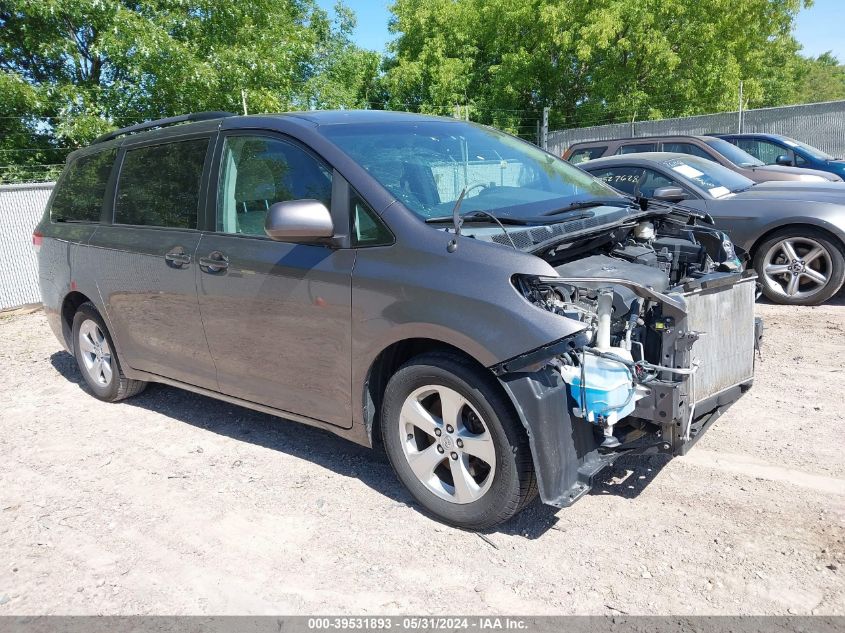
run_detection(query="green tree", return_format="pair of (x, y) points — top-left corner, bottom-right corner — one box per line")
(0, 0), (376, 180)
(384, 0), (811, 134)
(792, 52), (845, 103)
(302, 3), (381, 109)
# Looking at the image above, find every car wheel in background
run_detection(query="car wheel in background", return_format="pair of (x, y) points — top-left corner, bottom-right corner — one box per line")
(72, 302), (147, 402)
(754, 227), (845, 306)
(381, 352), (537, 530)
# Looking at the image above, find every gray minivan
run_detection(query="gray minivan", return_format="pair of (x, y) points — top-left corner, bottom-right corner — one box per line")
(36, 110), (759, 528)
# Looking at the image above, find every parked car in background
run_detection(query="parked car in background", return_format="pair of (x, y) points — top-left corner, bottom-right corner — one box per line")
(581, 152), (845, 305)
(564, 135), (842, 183)
(36, 110), (760, 529)
(718, 133), (845, 180)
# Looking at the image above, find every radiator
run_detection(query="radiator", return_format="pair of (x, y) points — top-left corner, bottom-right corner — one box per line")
(683, 277), (757, 402)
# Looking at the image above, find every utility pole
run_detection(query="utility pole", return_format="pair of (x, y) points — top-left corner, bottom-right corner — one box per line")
(542, 106), (550, 151)
(738, 80), (743, 134)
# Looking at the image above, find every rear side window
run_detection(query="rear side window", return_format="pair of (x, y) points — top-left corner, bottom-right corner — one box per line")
(588, 167), (643, 196)
(617, 143), (657, 154)
(50, 149), (116, 222)
(568, 147), (607, 164)
(115, 138), (209, 228)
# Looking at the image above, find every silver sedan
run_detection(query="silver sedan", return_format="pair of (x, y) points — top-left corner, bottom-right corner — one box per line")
(583, 152), (845, 305)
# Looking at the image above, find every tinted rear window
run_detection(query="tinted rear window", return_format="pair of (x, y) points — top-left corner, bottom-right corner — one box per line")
(50, 149), (116, 222)
(115, 138), (209, 228)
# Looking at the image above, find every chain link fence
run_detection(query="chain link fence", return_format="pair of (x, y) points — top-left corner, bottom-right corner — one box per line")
(0, 181), (54, 311)
(547, 100), (845, 158)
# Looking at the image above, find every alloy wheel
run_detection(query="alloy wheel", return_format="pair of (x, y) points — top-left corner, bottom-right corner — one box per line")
(398, 385), (497, 504)
(761, 236), (832, 301)
(78, 319), (114, 386)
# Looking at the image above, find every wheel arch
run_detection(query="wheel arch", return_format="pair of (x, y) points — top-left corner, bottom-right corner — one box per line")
(361, 337), (513, 448)
(60, 290), (94, 352)
(748, 220), (845, 262)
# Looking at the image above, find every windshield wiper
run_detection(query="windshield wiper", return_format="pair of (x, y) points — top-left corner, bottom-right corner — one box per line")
(424, 211), (532, 225)
(426, 195), (522, 251)
(541, 199), (632, 216)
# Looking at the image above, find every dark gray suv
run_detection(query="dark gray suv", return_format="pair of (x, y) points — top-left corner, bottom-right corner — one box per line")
(35, 110), (759, 529)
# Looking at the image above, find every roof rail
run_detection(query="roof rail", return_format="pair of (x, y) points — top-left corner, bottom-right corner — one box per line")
(92, 111), (236, 145)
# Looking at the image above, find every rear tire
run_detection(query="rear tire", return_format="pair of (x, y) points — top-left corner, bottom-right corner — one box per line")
(753, 227), (845, 305)
(381, 352), (537, 530)
(71, 302), (147, 402)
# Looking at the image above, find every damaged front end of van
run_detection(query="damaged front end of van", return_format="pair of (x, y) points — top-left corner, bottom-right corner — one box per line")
(483, 213), (762, 508)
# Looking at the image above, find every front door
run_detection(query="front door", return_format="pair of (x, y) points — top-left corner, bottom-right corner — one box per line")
(196, 133), (354, 428)
(89, 136), (218, 389)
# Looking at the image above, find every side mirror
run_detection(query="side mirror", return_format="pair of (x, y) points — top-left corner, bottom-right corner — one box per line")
(651, 186), (688, 202)
(264, 199), (334, 242)
(775, 154), (793, 166)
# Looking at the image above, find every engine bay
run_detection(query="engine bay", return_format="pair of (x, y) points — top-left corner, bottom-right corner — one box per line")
(514, 212), (746, 448)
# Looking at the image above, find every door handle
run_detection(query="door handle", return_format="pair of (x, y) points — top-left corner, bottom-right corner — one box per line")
(164, 247), (191, 267)
(199, 251), (229, 273)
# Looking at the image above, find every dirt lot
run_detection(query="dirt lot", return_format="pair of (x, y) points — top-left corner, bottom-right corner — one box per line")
(0, 298), (843, 616)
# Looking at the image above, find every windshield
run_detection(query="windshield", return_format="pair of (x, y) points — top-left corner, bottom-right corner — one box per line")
(660, 155), (754, 197)
(704, 138), (765, 168)
(322, 121), (622, 220)
(780, 137), (836, 161)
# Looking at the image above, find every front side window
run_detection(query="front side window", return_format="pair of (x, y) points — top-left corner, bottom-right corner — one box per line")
(568, 146), (607, 164)
(351, 196), (393, 247)
(114, 139), (208, 228)
(639, 169), (683, 198)
(217, 135), (332, 236)
(735, 139), (785, 165)
(323, 121), (617, 222)
(588, 167), (643, 196)
(617, 143), (657, 154)
(51, 148), (116, 222)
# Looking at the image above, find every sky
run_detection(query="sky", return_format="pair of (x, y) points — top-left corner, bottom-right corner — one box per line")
(319, 0), (845, 62)
(794, 0), (845, 61)
(317, 0), (392, 52)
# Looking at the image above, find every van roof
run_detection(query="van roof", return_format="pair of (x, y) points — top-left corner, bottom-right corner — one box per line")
(68, 109), (459, 163)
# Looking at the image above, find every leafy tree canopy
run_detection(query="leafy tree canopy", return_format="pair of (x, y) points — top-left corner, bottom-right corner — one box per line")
(0, 0), (379, 178)
(792, 51), (845, 104)
(383, 0), (812, 133)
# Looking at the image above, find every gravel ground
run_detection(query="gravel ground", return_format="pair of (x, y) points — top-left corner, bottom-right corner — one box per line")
(0, 298), (843, 615)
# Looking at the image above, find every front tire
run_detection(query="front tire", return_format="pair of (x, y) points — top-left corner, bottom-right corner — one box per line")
(754, 227), (845, 305)
(381, 352), (537, 530)
(71, 302), (147, 402)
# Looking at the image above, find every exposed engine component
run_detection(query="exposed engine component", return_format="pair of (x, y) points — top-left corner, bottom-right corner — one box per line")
(554, 254), (668, 315)
(632, 220), (655, 241)
(558, 290), (643, 448)
(515, 216), (739, 448)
